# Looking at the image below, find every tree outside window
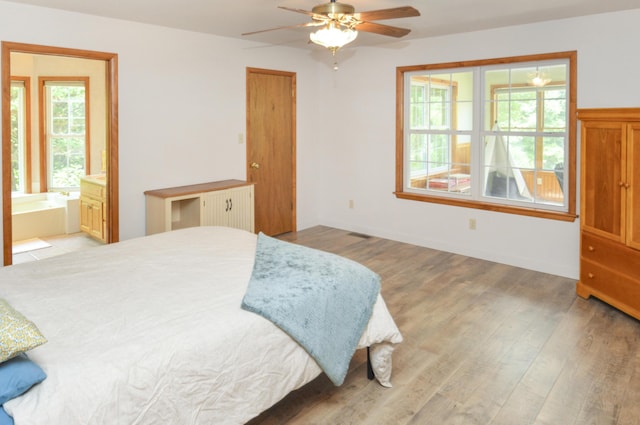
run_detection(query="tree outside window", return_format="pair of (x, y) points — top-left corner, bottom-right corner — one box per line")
(45, 82), (87, 190)
(10, 81), (27, 193)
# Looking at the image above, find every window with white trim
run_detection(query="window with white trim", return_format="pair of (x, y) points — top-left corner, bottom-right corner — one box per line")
(396, 52), (577, 221)
(43, 81), (88, 190)
(10, 79), (28, 194)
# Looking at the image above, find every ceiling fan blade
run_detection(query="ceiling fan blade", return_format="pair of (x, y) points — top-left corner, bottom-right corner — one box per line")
(356, 6), (420, 22)
(242, 21), (324, 36)
(355, 21), (412, 38)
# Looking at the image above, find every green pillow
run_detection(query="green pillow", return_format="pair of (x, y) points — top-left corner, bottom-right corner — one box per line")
(0, 299), (47, 363)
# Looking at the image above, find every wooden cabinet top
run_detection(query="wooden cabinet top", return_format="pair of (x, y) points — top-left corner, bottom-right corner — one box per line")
(81, 175), (107, 187)
(144, 179), (253, 199)
(577, 108), (640, 121)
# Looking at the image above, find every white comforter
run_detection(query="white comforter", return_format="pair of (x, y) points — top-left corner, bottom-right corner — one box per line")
(2, 226), (402, 425)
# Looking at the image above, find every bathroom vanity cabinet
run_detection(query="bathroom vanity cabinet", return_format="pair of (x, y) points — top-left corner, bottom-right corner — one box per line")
(80, 175), (107, 242)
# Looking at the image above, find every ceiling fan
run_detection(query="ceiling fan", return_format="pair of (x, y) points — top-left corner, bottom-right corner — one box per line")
(242, 0), (420, 55)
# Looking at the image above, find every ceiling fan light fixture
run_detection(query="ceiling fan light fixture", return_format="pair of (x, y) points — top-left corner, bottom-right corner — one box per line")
(529, 68), (551, 87)
(243, 2), (419, 59)
(310, 23), (357, 54)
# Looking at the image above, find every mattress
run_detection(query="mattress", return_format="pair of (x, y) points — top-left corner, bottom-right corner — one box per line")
(1, 226), (402, 424)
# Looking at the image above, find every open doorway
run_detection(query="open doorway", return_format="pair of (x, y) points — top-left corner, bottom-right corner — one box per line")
(2, 42), (119, 266)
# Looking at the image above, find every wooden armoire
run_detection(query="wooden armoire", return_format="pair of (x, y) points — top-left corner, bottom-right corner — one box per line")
(576, 108), (640, 319)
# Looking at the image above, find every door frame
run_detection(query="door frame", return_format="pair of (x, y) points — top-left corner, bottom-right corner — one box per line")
(246, 67), (296, 235)
(1, 41), (119, 265)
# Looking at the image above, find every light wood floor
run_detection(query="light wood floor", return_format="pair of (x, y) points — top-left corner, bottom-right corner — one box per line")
(247, 226), (640, 425)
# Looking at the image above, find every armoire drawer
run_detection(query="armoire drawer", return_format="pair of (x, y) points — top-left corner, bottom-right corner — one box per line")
(581, 231), (640, 279)
(579, 258), (640, 317)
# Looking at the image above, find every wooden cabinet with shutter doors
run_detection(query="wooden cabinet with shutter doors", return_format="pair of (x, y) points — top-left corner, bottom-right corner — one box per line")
(144, 180), (254, 235)
(576, 108), (640, 319)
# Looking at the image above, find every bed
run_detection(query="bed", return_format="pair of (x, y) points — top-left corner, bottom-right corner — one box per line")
(1, 226), (402, 424)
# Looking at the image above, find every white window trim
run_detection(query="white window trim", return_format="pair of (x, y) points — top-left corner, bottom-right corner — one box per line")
(10, 81), (27, 194)
(395, 52), (577, 222)
(43, 80), (88, 191)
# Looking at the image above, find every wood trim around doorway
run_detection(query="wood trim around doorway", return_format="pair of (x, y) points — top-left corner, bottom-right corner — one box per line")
(1, 41), (119, 266)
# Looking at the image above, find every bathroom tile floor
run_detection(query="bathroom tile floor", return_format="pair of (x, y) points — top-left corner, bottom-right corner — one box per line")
(12, 233), (104, 265)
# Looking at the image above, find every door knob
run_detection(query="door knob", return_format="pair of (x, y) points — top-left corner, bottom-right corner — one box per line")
(250, 162), (260, 169)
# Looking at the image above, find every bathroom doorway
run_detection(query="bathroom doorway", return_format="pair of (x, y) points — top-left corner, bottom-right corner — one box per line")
(2, 42), (119, 266)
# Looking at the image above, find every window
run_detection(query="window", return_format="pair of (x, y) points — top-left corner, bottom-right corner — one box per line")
(10, 78), (30, 194)
(41, 79), (89, 191)
(407, 72), (472, 194)
(396, 52), (576, 221)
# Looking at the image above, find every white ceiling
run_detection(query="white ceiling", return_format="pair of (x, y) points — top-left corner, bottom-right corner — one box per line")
(5, 0), (640, 49)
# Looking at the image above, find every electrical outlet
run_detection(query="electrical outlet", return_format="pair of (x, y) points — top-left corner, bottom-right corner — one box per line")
(469, 218), (476, 230)
(349, 200), (354, 209)
(237, 133), (244, 144)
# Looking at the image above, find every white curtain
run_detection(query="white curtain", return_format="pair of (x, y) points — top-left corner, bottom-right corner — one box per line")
(484, 124), (532, 199)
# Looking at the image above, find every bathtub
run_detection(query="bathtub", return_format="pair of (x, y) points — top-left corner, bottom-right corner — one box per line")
(11, 192), (80, 242)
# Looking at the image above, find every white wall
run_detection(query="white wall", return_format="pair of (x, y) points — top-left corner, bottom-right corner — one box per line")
(0, 0), (323, 253)
(311, 9), (640, 279)
(2, 0), (638, 280)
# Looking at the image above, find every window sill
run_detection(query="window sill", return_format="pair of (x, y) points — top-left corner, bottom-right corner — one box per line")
(394, 191), (578, 222)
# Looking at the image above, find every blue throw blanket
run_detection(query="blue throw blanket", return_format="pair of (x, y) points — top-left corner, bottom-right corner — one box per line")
(241, 233), (381, 386)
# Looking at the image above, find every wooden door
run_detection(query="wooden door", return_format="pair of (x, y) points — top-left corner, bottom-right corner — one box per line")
(80, 197), (103, 241)
(581, 121), (625, 242)
(246, 68), (296, 236)
(628, 124), (640, 250)
(80, 199), (92, 234)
